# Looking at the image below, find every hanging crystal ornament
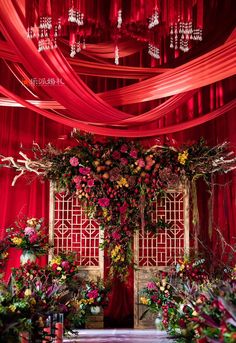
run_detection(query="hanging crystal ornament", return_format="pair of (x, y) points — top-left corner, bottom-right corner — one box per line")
(70, 44), (76, 57)
(193, 28), (203, 41)
(76, 41), (81, 53)
(68, 8), (84, 26)
(70, 39), (84, 58)
(27, 26), (36, 39)
(36, 15), (60, 52)
(170, 19), (201, 52)
(114, 45), (119, 65)
(68, 4), (84, 58)
(148, 9), (159, 29)
(117, 9), (122, 28)
(148, 43), (160, 59)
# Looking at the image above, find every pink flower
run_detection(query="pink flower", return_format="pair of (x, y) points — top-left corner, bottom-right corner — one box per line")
(137, 158), (145, 168)
(147, 281), (157, 290)
(61, 261), (70, 270)
(87, 179), (95, 187)
(79, 167), (91, 175)
(130, 149), (138, 158)
(120, 144), (128, 153)
(98, 198), (110, 207)
(29, 233), (38, 243)
(73, 175), (82, 184)
(119, 202), (128, 214)
(120, 158), (128, 165)
(112, 151), (121, 159)
(70, 157), (79, 167)
(87, 289), (99, 299)
(24, 226), (36, 236)
(112, 231), (121, 240)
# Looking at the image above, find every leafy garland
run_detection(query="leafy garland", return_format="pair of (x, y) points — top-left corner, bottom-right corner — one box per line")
(1, 132), (236, 281)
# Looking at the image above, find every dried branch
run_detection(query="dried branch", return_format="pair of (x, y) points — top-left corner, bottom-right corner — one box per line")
(0, 152), (50, 186)
(214, 226), (236, 254)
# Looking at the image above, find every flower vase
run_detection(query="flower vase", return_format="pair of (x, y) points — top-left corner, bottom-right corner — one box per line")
(90, 306), (101, 315)
(20, 251), (36, 265)
(154, 314), (163, 330)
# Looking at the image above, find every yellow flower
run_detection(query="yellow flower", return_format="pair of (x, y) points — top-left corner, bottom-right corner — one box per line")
(30, 298), (36, 305)
(11, 237), (23, 246)
(27, 218), (38, 227)
(9, 304), (16, 312)
(160, 286), (165, 291)
(114, 255), (121, 262)
(117, 177), (129, 188)
(88, 298), (94, 304)
(161, 279), (167, 287)
(24, 289), (32, 297)
(140, 297), (149, 305)
(50, 256), (62, 265)
(57, 266), (62, 271)
(61, 275), (67, 280)
(111, 245), (121, 258)
(178, 150), (189, 165)
(179, 264), (185, 271)
(133, 167), (140, 174)
(103, 209), (108, 217)
(192, 310), (198, 316)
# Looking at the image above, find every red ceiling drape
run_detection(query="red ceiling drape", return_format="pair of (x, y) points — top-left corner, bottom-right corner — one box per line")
(0, 0), (236, 134)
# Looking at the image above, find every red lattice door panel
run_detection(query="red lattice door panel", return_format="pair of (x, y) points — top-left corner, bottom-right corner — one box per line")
(49, 185), (103, 280)
(134, 187), (189, 328)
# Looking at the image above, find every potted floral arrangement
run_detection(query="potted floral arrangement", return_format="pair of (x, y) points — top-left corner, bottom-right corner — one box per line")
(6, 217), (49, 264)
(141, 258), (236, 342)
(48, 251), (81, 290)
(11, 262), (70, 342)
(139, 272), (175, 329)
(80, 278), (109, 315)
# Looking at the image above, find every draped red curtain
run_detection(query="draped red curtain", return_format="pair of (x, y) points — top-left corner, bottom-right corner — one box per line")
(0, 0), (236, 328)
(0, 108), (67, 283)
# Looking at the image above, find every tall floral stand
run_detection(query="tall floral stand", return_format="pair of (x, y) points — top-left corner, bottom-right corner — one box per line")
(85, 307), (104, 329)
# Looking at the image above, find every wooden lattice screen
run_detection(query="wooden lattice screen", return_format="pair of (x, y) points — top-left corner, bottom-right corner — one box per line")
(49, 184), (103, 280)
(134, 186), (189, 328)
(49, 184), (189, 327)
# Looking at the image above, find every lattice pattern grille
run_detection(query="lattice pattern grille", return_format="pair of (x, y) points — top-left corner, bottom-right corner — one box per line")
(53, 192), (100, 267)
(138, 191), (185, 267)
